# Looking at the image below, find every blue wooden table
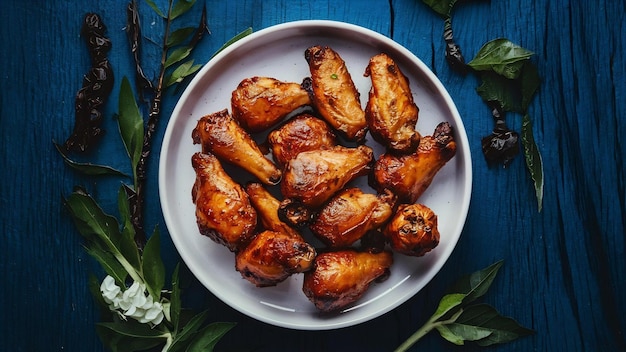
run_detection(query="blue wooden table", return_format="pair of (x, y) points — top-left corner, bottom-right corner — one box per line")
(1, 1), (624, 351)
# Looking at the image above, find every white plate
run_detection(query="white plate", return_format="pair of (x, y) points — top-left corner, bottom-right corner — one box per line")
(159, 20), (472, 330)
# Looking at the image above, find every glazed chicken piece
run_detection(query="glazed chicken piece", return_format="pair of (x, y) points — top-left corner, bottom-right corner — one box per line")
(245, 182), (301, 238)
(302, 249), (393, 312)
(231, 76), (312, 132)
(304, 45), (368, 141)
(192, 109), (281, 185)
(191, 152), (257, 252)
(281, 145), (374, 208)
(236, 230), (316, 287)
(267, 114), (337, 167)
(310, 188), (397, 248)
(383, 203), (440, 256)
(364, 53), (421, 153)
(373, 122), (456, 203)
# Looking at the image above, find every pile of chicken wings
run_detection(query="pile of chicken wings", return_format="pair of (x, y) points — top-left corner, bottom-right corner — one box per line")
(190, 45), (457, 312)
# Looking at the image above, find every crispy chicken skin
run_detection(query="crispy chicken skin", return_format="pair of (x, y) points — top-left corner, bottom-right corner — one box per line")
(310, 188), (397, 248)
(281, 145), (374, 208)
(192, 109), (281, 185)
(302, 249), (393, 312)
(364, 53), (421, 153)
(304, 45), (367, 141)
(191, 152), (257, 252)
(373, 122), (456, 203)
(236, 230), (316, 287)
(267, 114), (337, 167)
(245, 182), (301, 238)
(231, 76), (312, 132)
(383, 203), (439, 256)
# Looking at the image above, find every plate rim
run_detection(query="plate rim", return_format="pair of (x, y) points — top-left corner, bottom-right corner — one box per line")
(159, 19), (473, 330)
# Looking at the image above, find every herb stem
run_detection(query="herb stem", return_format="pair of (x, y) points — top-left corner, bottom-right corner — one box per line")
(394, 309), (464, 352)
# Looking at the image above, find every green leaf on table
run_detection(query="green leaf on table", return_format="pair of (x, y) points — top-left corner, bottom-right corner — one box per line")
(186, 322), (237, 352)
(168, 310), (210, 352)
(468, 38), (534, 79)
(211, 27), (253, 59)
(431, 293), (465, 321)
(522, 115), (544, 212)
(435, 322), (493, 345)
(64, 190), (121, 244)
(166, 26), (196, 47)
(422, 0), (457, 17)
(142, 227), (165, 301)
(165, 59), (202, 88)
(53, 142), (127, 177)
(85, 244), (128, 285)
(117, 76), (144, 184)
(171, 0), (197, 20)
(144, 0), (166, 18)
(454, 304), (534, 346)
(170, 264), (182, 332)
(96, 320), (167, 352)
(117, 186), (141, 272)
(165, 46), (192, 68)
(476, 71), (522, 113)
(447, 260), (504, 304)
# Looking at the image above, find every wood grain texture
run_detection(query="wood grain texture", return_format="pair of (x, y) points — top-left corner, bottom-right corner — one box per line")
(0, 0), (624, 351)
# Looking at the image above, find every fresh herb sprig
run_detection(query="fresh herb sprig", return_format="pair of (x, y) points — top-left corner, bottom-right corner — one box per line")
(395, 261), (534, 351)
(58, 1), (251, 351)
(423, 0), (544, 212)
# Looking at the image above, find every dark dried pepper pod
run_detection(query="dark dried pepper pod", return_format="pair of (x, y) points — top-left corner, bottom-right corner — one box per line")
(64, 13), (114, 153)
(443, 17), (467, 74)
(481, 102), (520, 167)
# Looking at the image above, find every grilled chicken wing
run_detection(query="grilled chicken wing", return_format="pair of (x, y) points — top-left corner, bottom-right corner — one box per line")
(310, 188), (397, 248)
(281, 145), (373, 208)
(245, 182), (301, 238)
(267, 114), (337, 167)
(191, 152), (257, 252)
(383, 203), (439, 256)
(364, 53), (421, 153)
(304, 45), (367, 141)
(231, 76), (312, 132)
(373, 122), (456, 203)
(236, 230), (316, 287)
(302, 249), (393, 312)
(192, 109), (281, 185)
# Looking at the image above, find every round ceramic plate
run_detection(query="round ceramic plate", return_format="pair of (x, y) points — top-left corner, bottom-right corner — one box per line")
(159, 20), (472, 330)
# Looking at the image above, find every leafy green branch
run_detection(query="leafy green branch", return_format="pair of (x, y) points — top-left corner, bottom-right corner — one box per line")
(395, 261), (534, 351)
(58, 1), (252, 351)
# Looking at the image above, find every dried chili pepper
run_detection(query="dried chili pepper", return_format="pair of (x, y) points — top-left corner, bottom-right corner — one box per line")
(64, 13), (114, 153)
(126, 1), (153, 100)
(443, 17), (466, 73)
(481, 101), (520, 167)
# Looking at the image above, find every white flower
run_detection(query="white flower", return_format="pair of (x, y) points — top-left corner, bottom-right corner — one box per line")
(99, 275), (166, 326)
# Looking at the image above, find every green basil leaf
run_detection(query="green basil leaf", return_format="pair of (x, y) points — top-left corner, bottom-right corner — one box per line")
(522, 115), (544, 212)
(171, 0), (197, 20)
(144, 0), (165, 18)
(447, 260), (504, 304)
(53, 142), (127, 177)
(142, 227), (165, 301)
(468, 38), (534, 79)
(211, 27), (253, 59)
(422, 0), (457, 17)
(432, 293), (465, 321)
(520, 62), (541, 112)
(64, 191), (121, 244)
(117, 76), (144, 184)
(166, 26), (195, 47)
(117, 186), (141, 272)
(476, 71), (522, 113)
(165, 46), (192, 68)
(455, 304), (534, 346)
(186, 322), (237, 352)
(170, 264), (182, 332)
(165, 59), (202, 88)
(435, 324), (466, 345)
